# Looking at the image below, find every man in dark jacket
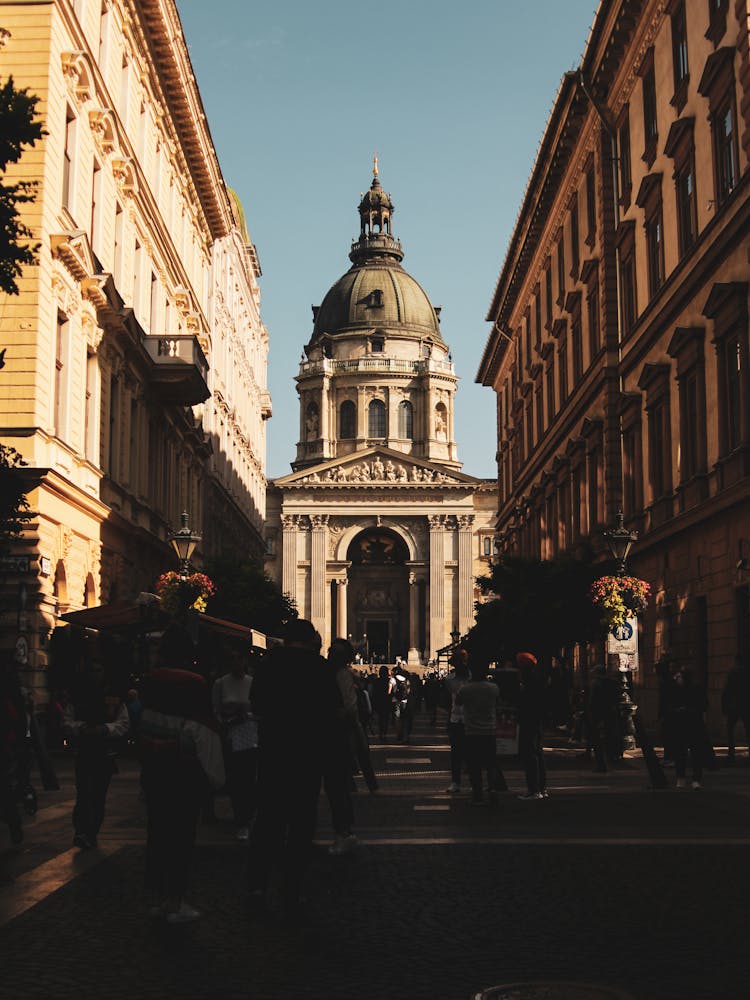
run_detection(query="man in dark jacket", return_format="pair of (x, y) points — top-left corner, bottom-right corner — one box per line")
(247, 619), (340, 918)
(516, 651), (548, 800)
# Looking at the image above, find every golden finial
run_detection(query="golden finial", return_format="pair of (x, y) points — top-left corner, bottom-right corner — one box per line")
(373, 151), (379, 177)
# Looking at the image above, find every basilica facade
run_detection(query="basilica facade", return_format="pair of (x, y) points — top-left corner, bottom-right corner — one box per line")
(265, 167), (497, 663)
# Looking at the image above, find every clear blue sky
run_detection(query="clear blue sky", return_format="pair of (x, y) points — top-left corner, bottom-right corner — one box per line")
(178, 0), (598, 479)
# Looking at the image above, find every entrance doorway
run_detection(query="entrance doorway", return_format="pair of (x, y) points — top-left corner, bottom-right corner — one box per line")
(366, 620), (390, 662)
(347, 527), (410, 664)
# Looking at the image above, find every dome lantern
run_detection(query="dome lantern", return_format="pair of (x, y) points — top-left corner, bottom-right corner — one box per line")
(350, 157), (404, 264)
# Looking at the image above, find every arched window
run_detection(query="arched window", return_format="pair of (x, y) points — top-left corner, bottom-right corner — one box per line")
(483, 537), (491, 556)
(368, 399), (386, 438)
(340, 400), (356, 439)
(398, 400), (414, 439)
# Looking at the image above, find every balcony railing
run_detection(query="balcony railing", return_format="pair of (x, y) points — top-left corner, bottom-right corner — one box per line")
(143, 335), (210, 405)
(298, 357), (454, 377)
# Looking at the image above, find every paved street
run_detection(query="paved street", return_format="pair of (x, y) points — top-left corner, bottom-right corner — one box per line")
(1, 716), (749, 1000)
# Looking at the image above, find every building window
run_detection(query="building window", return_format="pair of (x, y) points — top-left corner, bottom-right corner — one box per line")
(90, 159), (102, 260)
(637, 173), (666, 301)
(370, 336), (384, 353)
(587, 447), (600, 529)
(398, 400), (414, 439)
(534, 290), (542, 349)
(698, 48), (739, 208)
(525, 311), (532, 368)
(671, 3), (690, 111)
(535, 381), (544, 435)
(84, 350), (98, 463)
(642, 52), (658, 166)
(677, 155), (697, 258)
(546, 356), (555, 424)
(545, 262), (553, 329)
(558, 336), (568, 405)
(587, 282), (600, 360)
(54, 312), (69, 438)
(649, 401), (670, 499)
(668, 326), (708, 489)
(556, 233), (565, 306)
(639, 364), (673, 511)
(62, 105), (76, 213)
(108, 372), (119, 478)
(368, 399), (386, 438)
(706, 0), (729, 48)
(571, 315), (583, 384)
(570, 195), (580, 278)
(622, 424), (639, 517)
(585, 162), (596, 246)
(133, 240), (142, 318)
(714, 97), (739, 205)
(617, 222), (637, 336)
(618, 106), (632, 210)
(525, 397), (534, 455)
(720, 329), (743, 453)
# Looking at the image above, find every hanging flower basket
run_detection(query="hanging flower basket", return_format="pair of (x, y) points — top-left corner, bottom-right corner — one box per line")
(589, 574), (651, 631)
(156, 571), (216, 617)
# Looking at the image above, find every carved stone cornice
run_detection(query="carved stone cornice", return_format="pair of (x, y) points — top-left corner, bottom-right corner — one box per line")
(61, 51), (94, 105)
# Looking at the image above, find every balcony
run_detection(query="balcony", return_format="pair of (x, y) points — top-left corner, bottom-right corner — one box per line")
(297, 357), (455, 378)
(143, 335), (210, 405)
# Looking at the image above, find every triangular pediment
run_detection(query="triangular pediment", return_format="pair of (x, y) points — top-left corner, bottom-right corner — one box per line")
(274, 446), (479, 489)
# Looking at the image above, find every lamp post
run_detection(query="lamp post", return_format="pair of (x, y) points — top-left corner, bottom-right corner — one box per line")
(450, 627), (461, 647)
(170, 511), (201, 579)
(603, 509), (638, 578)
(603, 510), (639, 752)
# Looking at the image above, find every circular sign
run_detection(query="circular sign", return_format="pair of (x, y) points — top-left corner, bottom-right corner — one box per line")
(611, 621), (633, 642)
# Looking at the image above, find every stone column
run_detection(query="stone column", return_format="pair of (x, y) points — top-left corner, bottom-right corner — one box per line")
(336, 577), (348, 640)
(321, 374), (330, 459)
(356, 385), (367, 445)
(310, 514), (329, 641)
(281, 514), (299, 605)
(407, 570), (421, 666)
(428, 514), (446, 660)
(457, 514), (475, 637)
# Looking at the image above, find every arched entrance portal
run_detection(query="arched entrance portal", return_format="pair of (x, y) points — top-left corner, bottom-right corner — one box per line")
(346, 528), (409, 663)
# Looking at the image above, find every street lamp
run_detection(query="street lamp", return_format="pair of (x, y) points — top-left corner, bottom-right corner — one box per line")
(604, 509), (638, 577)
(170, 511), (201, 578)
(450, 627), (461, 646)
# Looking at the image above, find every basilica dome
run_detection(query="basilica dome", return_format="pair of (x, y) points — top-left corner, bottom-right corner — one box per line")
(309, 164), (445, 346)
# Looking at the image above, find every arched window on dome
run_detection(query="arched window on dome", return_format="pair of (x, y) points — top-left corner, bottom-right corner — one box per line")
(340, 400), (356, 439)
(398, 400), (414, 440)
(368, 399), (386, 439)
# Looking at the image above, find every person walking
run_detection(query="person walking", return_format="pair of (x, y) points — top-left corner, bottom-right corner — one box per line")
(139, 625), (224, 924)
(444, 648), (470, 794)
(324, 638), (362, 855)
(0, 654), (27, 845)
(373, 664), (394, 740)
(721, 655), (750, 764)
(516, 651), (548, 800)
(247, 619), (339, 919)
(663, 660), (707, 789)
(64, 646), (129, 849)
(587, 664), (619, 773)
(212, 649), (259, 841)
(455, 653), (502, 805)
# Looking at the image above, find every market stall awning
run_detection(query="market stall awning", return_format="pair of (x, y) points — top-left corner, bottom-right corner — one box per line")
(60, 601), (267, 647)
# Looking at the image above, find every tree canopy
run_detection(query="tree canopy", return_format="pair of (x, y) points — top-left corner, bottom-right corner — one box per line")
(467, 552), (605, 665)
(0, 443), (32, 556)
(202, 552), (297, 639)
(0, 74), (43, 296)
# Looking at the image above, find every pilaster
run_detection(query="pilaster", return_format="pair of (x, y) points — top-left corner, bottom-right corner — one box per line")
(281, 514), (299, 603)
(457, 514), (475, 636)
(310, 513), (329, 641)
(428, 514), (446, 659)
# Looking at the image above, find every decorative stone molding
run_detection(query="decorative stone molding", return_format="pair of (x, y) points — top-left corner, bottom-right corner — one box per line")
(81, 274), (109, 309)
(89, 108), (119, 156)
(298, 459), (460, 485)
(310, 514), (329, 529)
(111, 157), (138, 196)
(61, 51), (94, 104)
(428, 514), (447, 530)
(51, 230), (95, 282)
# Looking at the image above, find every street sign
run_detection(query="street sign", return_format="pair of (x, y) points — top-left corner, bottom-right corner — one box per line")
(607, 615), (639, 674)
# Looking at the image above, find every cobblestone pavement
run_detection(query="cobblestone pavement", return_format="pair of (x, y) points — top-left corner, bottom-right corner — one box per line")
(1, 718), (749, 1000)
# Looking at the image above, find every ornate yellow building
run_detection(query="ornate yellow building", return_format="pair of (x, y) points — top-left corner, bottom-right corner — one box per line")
(265, 167), (497, 663)
(0, 0), (269, 687)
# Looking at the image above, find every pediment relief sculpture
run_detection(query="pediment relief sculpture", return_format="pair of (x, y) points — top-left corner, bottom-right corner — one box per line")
(297, 457), (460, 485)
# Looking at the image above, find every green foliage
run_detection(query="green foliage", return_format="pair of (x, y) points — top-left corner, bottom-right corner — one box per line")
(202, 551), (297, 638)
(467, 552), (603, 664)
(0, 74), (44, 295)
(0, 443), (32, 556)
